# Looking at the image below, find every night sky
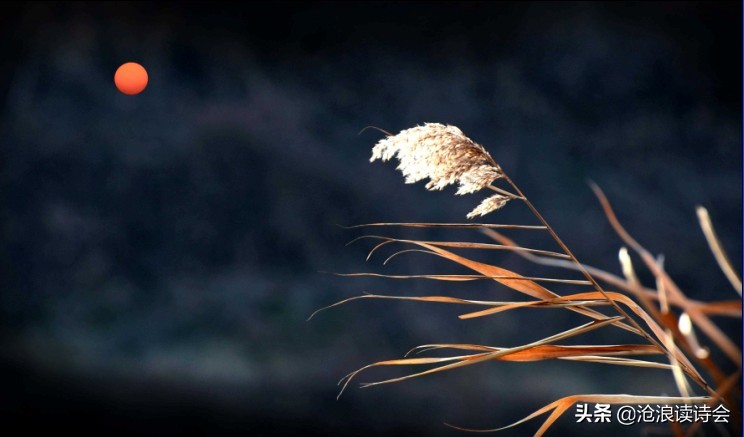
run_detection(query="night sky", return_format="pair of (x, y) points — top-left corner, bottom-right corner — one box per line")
(1, 2), (741, 435)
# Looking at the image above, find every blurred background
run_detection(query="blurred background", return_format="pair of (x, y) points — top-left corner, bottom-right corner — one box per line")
(1, 2), (741, 435)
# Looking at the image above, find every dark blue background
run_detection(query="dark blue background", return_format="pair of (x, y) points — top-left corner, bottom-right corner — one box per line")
(1, 2), (741, 435)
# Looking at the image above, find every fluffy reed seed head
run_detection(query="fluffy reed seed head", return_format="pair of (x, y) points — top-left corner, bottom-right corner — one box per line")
(466, 194), (510, 219)
(370, 123), (510, 218)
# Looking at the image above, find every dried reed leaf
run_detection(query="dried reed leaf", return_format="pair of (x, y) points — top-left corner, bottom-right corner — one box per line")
(692, 301), (742, 317)
(339, 318), (623, 397)
(418, 344), (662, 361)
(308, 293), (503, 321)
(407, 344), (664, 361)
(457, 299), (605, 318)
(337, 353), (486, 398)
(350, 235), (570, 259)
(405, 343), (499, 356)
(560, 356), (674, 370)
(697, 206), (742, 295)
(402, 242), (557, 299)
(342, 222), (546, 230)
(382, 249), (435, 265)
(329, 272), (590, 284)
(309, 292), (605, 322)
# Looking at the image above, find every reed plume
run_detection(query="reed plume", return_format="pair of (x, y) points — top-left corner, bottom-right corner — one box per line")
(370, 123), (512, 217)
(466, 194), (510, 219)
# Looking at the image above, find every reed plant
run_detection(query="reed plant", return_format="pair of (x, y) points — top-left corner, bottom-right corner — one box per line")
(313, 123), (741, 435)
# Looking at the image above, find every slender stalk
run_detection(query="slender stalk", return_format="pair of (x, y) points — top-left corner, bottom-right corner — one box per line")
(486, 184), (522, 199)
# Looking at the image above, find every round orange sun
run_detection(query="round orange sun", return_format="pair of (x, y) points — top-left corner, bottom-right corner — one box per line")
(114, 62), (148, 95)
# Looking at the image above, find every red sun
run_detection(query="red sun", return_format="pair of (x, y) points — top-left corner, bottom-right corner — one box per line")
(114, 62), (148, 95)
